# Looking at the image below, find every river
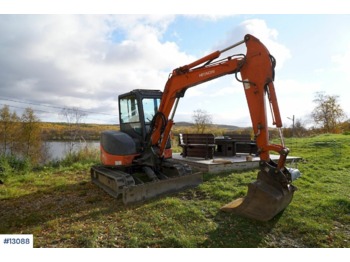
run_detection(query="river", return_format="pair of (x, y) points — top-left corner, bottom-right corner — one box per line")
(46, 141), (100, 160)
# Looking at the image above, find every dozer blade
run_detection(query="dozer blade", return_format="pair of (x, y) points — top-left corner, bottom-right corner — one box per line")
(91, 165), (202, 205)
(123, 172), (202, 204)
(221, 170), (296, 221)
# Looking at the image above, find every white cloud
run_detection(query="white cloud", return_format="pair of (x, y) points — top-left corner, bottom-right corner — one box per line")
(215, 19), (291, 70)
(274, 78), (322, 121)
(208, 80), (243, 97)
(0, 14), (194, 123)
(0, 15), (321, 127)
(332, 47), (350, 77)
(185, 14), (236, 21)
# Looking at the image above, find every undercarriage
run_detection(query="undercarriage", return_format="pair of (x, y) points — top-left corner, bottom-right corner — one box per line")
(90, 160), (202, 204)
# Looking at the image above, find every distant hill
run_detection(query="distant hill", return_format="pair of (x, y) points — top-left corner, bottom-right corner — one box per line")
(174, 121), (195, 127)
(213, 124), (241, 130)
(174, 121), (241, 130)
(40, 121), (244, 140)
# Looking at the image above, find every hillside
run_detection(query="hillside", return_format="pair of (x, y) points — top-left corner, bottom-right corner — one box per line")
(40, 122), (119, 141)
(40, 122), (242, 140)
(175, 121), (241, 130)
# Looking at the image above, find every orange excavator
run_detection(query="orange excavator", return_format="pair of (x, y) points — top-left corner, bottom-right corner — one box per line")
(91, 34), (301, 221)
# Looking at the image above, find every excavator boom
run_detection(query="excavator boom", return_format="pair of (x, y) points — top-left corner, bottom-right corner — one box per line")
(144, 34), (301, 221)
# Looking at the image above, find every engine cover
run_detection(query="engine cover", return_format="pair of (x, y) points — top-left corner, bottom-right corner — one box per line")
(100, 130), (137, 155)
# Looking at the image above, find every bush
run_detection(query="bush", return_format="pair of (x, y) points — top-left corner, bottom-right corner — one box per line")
(0, 154), (32, 182)
(0, 155), (12, 182)
(7, 155), (32, 172)
(58, 146), (100, 167)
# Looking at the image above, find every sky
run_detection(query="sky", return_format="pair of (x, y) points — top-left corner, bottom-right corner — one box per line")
(1, 2), (350, 128)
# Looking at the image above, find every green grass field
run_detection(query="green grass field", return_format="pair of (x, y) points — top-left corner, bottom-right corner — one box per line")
(0, 134), (349, 247)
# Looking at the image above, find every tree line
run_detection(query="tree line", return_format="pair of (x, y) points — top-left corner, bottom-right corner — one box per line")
(0, 106), (116, 167)
(191, 92), (349, 137)
(0, 105), (43, 165)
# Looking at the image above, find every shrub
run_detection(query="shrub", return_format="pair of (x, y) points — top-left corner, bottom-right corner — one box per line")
(0, 154), (32, 182)
(59, 145), (100, 167)
(0, 155), (12, 182)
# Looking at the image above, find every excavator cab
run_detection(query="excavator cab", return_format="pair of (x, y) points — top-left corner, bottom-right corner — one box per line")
(119, 89), (163, 151)
(118, 89), (172, 158)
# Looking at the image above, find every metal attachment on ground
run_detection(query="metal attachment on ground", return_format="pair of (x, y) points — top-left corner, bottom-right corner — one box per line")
(221, 161), (301, 221)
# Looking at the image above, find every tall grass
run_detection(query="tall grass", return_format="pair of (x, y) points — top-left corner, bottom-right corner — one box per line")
(0, 144), (100, 183)
(58, 145), (100, 167)
(0, 154), (32, 182)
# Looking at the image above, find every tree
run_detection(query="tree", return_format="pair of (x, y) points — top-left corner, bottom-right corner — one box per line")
(311, 92), (346, 133)
(0, 105), (12, 154)
(0, 105), (21, 155)
(283, 117), (308, 137)
(192, 109), (212, 134)
(20, 107), (42, 164)
(60, 107), (87, 153)
(293, 118), (308, 137)
(0, 106), (47, 167)
(8, 111), (21, 155)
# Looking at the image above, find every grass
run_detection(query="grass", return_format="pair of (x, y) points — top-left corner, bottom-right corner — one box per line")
(0, 134), (349, 247)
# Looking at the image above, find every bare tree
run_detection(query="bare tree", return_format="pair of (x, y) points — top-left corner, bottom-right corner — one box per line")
(311, 92), (346, 133)
(60, 107), (87, 154)
(192, 109), (212, 134)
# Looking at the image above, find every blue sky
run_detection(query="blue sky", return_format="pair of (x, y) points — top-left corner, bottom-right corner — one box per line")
(1, 4), (350, 127)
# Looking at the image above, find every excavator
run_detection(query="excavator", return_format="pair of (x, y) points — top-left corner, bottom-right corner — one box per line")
(90, 34), (301, 221)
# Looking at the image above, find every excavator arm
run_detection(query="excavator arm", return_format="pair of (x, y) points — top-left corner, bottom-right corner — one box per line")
(149, 34), (286, 171)
(146, 34), (301, 221)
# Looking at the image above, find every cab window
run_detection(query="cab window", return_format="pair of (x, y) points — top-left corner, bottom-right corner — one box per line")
(142, 98), (160, 123)
(120, 96), (140, 123)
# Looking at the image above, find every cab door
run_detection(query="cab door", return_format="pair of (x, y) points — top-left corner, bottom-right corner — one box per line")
(119, 90), (163, 152)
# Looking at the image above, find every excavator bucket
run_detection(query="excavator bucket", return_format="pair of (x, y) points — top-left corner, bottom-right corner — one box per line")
(221, 170), (297, 221)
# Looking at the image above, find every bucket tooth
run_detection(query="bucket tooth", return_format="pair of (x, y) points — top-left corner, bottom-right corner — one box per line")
(221, 171), (296, 221)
